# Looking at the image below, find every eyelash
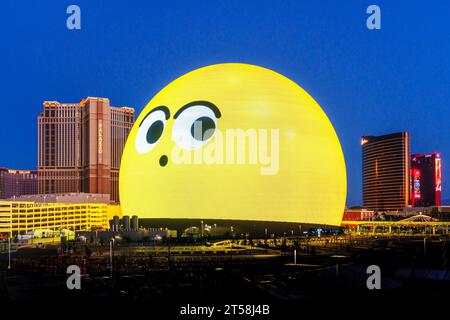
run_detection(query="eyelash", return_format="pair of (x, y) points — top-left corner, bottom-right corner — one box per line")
(139, 106), (170, 127)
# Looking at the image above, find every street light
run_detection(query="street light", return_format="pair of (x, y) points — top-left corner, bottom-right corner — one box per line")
(109, 238), (115, 278)
(168, 234), (171, 273)
(200, 220), (204, 238)
(8, 236), (11, 270)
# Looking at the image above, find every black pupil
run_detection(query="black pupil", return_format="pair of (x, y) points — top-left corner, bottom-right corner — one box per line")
(146, 120), (164, 144)
(191, 117), (215, 141)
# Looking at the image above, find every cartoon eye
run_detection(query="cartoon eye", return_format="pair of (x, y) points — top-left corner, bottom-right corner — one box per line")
(135, 107), (169, 154)
(172, 101), (221, 150)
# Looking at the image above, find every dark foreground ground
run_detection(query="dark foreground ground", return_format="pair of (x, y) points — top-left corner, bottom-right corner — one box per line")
(1, 235), (449, 316)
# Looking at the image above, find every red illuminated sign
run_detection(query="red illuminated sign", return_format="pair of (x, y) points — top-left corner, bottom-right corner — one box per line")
(413, 169), (421, 199)
(411, 152), (442, 207)
(435, 156), (442, 192)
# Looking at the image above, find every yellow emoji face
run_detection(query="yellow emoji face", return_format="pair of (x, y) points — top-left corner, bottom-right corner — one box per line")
(119, 63), (346, 225)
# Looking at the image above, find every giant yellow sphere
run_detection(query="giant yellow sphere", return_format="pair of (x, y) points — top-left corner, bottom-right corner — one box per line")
(120, 63), (346, 225)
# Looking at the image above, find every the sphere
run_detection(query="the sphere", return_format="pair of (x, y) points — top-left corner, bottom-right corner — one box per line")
(120, 63), (346, 225)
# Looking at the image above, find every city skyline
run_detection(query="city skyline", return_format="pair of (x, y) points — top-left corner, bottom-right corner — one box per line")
(1, 2), (450, 310)
(1, 1), (450, 206)
(3, 96), (444, 208)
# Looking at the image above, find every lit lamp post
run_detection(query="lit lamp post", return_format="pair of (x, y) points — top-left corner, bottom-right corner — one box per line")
(8, 236), (11, 270)
(200, 220), (204, 238)
(168, 234), (171, 272)
(230, 227), (234, 268)
(109, 238), (114, 278)
(423, 237), (427, 257)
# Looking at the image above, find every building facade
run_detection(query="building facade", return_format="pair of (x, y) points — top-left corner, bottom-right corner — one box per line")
(7, 192), (111, 204)
(361, 132), (410, 211)
(411, 153), (442, 207)
(0, 201), (109, 236)
(0, 168), (37, 199)
(342, 209), (375, 221)
(37, 97), (134, 203)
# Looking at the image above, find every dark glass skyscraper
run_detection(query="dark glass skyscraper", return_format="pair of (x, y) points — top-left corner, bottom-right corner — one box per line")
(361, 132), (410, 211)
(411, 153), (442, 207)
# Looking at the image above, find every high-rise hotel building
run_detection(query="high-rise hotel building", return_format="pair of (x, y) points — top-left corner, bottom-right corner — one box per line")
(0, 168), (37, 199)
(411, 153), (442, 207)
(37, 97), (134, 203)
(361, 132), (410, 211)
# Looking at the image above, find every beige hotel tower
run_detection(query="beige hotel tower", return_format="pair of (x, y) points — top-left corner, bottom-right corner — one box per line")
(37, 97), (134, 203)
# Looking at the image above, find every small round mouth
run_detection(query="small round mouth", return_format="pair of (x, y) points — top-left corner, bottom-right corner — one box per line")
(159, 155), (168, 167)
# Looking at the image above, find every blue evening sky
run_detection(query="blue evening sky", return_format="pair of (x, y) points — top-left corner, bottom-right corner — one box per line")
(1, 1), (449, 206)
